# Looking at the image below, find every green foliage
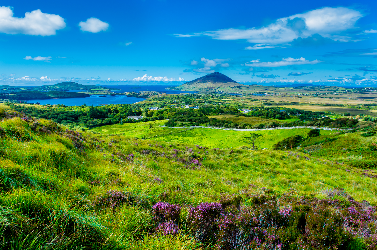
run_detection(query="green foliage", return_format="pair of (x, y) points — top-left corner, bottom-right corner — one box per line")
(0, 91), (89, 100)
(308, 129), (320, 137)
(0, 107), (376, 249)
(273, 135), (304, 150)
(243, 133), (262, 150)
(347, 238), (367, 250)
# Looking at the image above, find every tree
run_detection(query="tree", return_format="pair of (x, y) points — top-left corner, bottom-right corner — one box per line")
(308, 129), (320, 137)
(273, 135), (303, 150)
(244, 133), (262, 150)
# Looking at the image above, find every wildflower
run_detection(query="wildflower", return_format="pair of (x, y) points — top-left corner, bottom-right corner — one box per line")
(152, 202), (181, 223)
(156, 221), (179, 235)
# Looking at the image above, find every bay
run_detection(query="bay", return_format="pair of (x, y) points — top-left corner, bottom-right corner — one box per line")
(27, 95), (145, 106)
(26, 84), (196, 106)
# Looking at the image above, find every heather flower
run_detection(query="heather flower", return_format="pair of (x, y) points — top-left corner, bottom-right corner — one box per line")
(278, 205), (292, 218)
(152, 202), (181, 223)
(215, 213), (241, 249)
(127, 154), (134, 161)
(94, 190), (133, 210)
(156, 220), (179, 235)
(153, 177), (163, 183)
(187, 202), (223, 243)
(192, 158), (200, 165)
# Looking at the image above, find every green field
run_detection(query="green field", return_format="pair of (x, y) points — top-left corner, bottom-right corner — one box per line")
(0, 103), (377, 249)
(278, 105), (377, 117)
(209, 115), (300, 126)
(92, 120), (338, 149)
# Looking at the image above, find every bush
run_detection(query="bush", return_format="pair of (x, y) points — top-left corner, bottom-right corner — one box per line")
(273, 135), (304, 150)
(0, 117), (33, 141)
(152, 202), (181, 224)
(304, 205), (352, 249)
(187, 202), (223, 244)
(308, 129), (320, 137)
(93, 190), (136, 211)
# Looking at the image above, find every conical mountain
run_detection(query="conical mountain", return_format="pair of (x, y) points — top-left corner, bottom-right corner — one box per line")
(176, 72), (243, 92)
(186, 72), (238, 85)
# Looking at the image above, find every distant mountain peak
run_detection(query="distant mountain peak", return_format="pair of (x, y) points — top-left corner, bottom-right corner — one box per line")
(186, 72), (238, 84)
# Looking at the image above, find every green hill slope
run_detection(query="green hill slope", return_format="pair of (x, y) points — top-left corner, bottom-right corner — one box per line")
(0, 108), (376, 249)
(174, 72), (244, 92)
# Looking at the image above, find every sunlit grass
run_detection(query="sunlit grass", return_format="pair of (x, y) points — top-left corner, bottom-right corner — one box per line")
(0, 114), (376, 249)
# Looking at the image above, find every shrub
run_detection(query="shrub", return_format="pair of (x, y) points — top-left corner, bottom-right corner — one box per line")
(93, 190), (135, 211)
(152, 202), (181, 224)
(273, 135), (304, 150)
(215, 213), (240, 249)
(156, 220), (179, 235)
(219, 194), (242, 213)
(0, 117), (33, 141)
(304, 205), (352, 249)
(308, 129), (320, 137)
(187, 202), (223, 244)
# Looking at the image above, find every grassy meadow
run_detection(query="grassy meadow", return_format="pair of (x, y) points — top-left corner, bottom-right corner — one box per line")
(0, 103), (377, 249)
(277, 105), (377, 117)
(91, 120), (338, 149)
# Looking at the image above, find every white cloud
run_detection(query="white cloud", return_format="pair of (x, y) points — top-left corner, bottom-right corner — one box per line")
(190, 58), (230, 73)
(190, 60), (198, 65)
(79, 18), (109, 33)
(133, 74), (182, 82)
(16, 76), (38, 81)
(361, 51), (377, 56)
(360, 49), (378, 56)
(194, 67), (213, 73)
(201, 57), (217, 67)
(0, 6), (65, 36)
(125, 42), (132, 46)
(245, 44), (276, 50)
(40, 76), (52, 81)
(245, 57), (321, 67)
(24, 56), (52, 61)
(173, 33), (201, 38)
(176, 7), (363, 45)
(290, 7), (362, 34)
(363, 29), (377, 34)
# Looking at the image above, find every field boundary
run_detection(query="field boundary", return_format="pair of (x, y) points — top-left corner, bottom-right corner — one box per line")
(162, 125), (353, 131)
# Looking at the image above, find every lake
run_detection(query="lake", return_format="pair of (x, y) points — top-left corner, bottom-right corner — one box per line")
(27, 95), (145, 106)
(26, 85), (196, 106)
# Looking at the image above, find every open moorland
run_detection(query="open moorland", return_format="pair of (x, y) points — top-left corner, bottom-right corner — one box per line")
(0, 82), (377, 249)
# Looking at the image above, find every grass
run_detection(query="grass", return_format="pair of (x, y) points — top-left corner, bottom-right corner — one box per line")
(91, 120), (337, 149)
(277, 105), (377, 117)
(208, 115), (300, 126)
(0, 108), (376, 249)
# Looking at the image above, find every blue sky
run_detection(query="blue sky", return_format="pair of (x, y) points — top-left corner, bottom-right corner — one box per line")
(0, 0), (376, 85)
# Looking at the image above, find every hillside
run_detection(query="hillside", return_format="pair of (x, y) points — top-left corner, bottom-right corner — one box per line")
(0, 105), (377, 249)
(174, 72), (244, 92)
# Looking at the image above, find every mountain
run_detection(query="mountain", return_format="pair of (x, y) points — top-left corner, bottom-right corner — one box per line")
(186, 72), (238, 85)
(174, 72), (244, 92)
